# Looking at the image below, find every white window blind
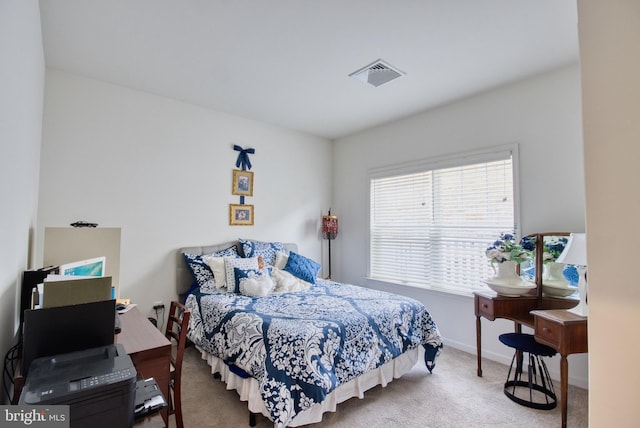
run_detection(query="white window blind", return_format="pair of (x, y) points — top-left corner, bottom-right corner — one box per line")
(369, 147), (518, 294)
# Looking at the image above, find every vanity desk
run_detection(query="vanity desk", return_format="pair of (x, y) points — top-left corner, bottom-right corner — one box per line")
(474, 291), (578, 376)
(474, 232), (587, 428)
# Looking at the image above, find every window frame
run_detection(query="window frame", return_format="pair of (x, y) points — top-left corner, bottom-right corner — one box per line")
(366, 143), (522, 296)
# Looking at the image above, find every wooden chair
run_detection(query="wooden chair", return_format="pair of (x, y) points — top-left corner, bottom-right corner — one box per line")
(165, 301), (190, 428)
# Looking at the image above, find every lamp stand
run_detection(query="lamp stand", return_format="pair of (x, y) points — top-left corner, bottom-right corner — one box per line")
(326, 238), (332, 280)
(568, 266), (588, 317)
(321, 209), (338, 280)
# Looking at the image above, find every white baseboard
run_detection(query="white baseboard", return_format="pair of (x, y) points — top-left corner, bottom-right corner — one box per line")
(442, 337), (589, 390)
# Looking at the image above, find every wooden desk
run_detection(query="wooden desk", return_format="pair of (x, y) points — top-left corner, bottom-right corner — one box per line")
(474, 290), (577, 376)
(117, 307), (171, 426)
(531, 309), (588, 428)
(474, 291), (585, 428)
(134, 413), (165, 427)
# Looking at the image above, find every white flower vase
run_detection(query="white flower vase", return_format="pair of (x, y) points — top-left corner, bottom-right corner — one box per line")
(541, 261), (575, 297)
(493, 260), (521, 284)
(543, 262), (566, 283)
(486, 260), (535, 296)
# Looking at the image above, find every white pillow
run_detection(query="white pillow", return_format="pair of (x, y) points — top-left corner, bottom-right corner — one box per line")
(203, 256), (228, 289)
(239, 275), (275, 297)
(271, 268), (311, 293)
(274, 251), (289, 269)
(224, 257), (259, 292)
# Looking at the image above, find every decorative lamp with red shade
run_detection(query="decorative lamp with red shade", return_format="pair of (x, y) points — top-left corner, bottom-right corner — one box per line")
(322, 210), (338, 279)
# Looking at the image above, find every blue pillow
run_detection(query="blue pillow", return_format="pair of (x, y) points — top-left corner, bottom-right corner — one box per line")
(214, 245), (241, 258)
(183, 246), (240, 290)
(283, 251), (320, 284)
(183, 253), (216, 290)
(239, 239), (285, 266)
(233, 267), (273, 293)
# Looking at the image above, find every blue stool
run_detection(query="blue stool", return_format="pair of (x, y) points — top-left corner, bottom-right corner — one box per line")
(498, 333), (557, 410)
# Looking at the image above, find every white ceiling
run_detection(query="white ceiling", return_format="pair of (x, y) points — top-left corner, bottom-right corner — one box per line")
(39, 0), (579, 140)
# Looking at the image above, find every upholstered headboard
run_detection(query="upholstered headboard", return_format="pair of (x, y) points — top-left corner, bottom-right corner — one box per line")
(176, 241), (298, 296)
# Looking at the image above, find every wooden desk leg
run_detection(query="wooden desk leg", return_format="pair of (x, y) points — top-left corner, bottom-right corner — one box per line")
(157, 376), (169, 424)
(476, 315), (483, 377)
(12, 375), (24, 405)
(560, 354), (568, 428)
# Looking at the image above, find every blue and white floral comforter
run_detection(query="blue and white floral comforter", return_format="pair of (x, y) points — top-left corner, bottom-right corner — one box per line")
(185, 279), (443, 427)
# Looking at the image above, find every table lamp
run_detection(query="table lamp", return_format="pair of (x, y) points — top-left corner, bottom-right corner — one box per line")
(555, 233), (588, 316)
(322, 210), (338, 279)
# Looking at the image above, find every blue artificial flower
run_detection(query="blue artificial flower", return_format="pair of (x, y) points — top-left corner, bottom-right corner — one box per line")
(521, 236), (536, 252)
(485, 233), (532, 265)
(543, 236), (569, 263)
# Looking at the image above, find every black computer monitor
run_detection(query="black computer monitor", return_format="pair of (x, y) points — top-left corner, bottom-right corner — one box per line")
(21, 299), (116, 377)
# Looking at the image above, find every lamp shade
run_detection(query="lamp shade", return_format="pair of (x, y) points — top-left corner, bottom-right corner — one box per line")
(556, 233), (587, 266)
(322, 213), (338, 240)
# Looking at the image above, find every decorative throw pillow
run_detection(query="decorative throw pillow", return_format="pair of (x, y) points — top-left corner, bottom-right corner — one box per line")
(271, 268), (312, 293)
(183, 253), (216, 290)
(233, 267), (274, 295)
(224, 257), (260, 292)
(274, 251), (289, 270)
(214, 245), (241, 258)
(239, 239), (285, 266)
(283, 251), (321, 284)
(203, 256), (228, 289)
(184, 246), (240, 291)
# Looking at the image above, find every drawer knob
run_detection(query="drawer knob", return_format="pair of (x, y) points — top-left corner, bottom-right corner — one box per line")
(482, 304), (488, 309)
(543, 327), (550, 333)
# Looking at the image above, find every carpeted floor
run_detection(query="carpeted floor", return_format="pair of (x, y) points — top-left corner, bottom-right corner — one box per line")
(171, 345), (588, 427)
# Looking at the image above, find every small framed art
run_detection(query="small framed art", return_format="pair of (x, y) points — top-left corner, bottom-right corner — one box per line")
(232, 169), (254, 196)
(230, 204), (254, 226)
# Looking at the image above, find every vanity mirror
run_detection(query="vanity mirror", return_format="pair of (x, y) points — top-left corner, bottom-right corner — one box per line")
(541, 233), (577, 297)
(525, 232), (576, 299)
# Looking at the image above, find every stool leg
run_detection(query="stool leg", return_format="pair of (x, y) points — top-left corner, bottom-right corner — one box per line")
(528, 355), (534, 403)
(506, 352), (518, 397)
(531, 354), (537, 383)
(539, 357), (556, 405)
(516, 350), (523, 377)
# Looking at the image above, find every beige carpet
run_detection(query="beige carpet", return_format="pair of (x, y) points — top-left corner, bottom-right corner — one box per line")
(172, 345), (588, 427)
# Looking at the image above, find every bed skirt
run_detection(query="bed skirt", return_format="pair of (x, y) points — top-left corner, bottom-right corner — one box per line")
(196, 345), (423, 427)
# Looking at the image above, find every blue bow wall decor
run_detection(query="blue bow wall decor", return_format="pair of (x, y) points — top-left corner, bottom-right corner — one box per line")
(234, 145), (255, 171)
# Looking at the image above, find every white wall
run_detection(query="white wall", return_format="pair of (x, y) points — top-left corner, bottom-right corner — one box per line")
(38, 69), (332, 322)
(332, 65), (589, 387)
(0, 0), (44, 403)
(579, 0), (640, 425)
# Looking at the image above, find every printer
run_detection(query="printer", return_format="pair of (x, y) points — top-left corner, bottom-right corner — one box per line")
(20, 344), (137, 428)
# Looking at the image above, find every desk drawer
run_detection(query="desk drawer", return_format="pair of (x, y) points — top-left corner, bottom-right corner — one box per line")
(535, 317), (561, 348)
(476, 296), (494, 318)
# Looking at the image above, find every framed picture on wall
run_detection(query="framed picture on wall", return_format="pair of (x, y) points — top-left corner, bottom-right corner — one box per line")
(230, 204), (254, 226)
(232, 169), (254, 196)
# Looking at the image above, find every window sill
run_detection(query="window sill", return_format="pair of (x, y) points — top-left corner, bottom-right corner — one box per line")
(364, 276), (480, 299)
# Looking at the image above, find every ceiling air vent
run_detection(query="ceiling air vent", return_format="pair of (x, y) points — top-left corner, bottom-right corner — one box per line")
(349, 59), (405, 87)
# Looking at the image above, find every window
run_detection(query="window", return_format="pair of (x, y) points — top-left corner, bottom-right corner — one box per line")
(369, 145), (519, 295)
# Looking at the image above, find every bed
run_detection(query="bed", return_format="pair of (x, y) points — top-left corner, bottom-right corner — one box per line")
(178, 240), (443, 427)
